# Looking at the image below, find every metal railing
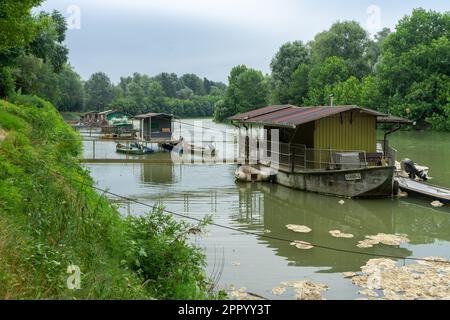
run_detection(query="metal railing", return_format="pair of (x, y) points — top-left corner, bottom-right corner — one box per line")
(241, 139), (375, 172)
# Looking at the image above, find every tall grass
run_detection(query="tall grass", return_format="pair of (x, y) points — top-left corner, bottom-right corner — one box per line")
(0, 95), (218, 299)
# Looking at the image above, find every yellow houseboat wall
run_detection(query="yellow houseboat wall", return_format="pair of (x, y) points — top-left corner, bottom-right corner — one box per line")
(314, 111), (377, 152)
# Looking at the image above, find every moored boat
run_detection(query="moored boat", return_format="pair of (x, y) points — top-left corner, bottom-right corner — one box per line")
(229, 105), (412, 198)
(116, 143), (154, 155)
(397, 177), (450, 204)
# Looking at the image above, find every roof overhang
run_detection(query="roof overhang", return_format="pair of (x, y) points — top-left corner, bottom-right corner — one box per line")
(229, 105), (387, 128)
(377, 115), (414, 125)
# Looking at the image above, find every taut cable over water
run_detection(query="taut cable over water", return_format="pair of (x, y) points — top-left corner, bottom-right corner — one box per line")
(58, 168), (450, 265)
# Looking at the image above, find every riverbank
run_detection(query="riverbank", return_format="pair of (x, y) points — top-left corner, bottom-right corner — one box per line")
(0, 96), (217, 299)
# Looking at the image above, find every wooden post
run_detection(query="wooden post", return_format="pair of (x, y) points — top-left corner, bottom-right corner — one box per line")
(92, 140), (96, 159)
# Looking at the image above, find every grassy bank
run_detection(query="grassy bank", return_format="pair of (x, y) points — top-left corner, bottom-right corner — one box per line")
(0, 95), (217, 299)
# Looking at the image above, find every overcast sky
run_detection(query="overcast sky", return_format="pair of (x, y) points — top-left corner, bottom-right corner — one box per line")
(37, 0), (449, 83)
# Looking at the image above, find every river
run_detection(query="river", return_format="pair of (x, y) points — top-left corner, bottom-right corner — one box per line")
(82, 118), (450, 300)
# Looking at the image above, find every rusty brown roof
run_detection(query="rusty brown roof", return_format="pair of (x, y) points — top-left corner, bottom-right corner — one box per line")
(229, 105), (387, 128)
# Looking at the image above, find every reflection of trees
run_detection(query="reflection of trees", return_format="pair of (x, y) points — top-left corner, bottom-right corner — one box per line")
(393, 199), (450, 245)
(234, 184), (415, 273)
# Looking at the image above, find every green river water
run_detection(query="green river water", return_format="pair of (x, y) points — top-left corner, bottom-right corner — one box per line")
(82, 119), (450, 300)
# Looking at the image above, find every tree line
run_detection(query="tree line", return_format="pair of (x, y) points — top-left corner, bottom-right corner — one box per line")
(0, 1), (226, 118)
(84, 71), (226, 117)
(214, 9), (450, 131)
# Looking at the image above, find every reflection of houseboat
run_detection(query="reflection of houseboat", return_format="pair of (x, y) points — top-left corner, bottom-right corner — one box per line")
(229, 105), (412, 198)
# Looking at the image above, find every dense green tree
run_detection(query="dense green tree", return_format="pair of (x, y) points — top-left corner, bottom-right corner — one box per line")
(376, 9), (450, 129)
(176, 87), (194, 99)
(270, 41), (310, 104)
(180, 73), (205, 96)
(12, 54), (60, 104)
(366, 28), (391, 71)
(214, 65), (268, 121)
(0, 67), (15, 98)
(84, 72), (114, 111)
(153, 72), (183, 98)
(306, 56), (349, 105)
(311, 21), (371, 79)
(57, 65), (84, 111)
(288, 63), (310, 106)
(0, 0), (43, 51)
(331, 76), (362, 106)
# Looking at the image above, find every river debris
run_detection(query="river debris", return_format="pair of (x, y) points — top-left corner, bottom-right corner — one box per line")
(231, 261), (241, 267)
(290, 240), (314, 250)
(357, 233), (410, 248)
(431, 200), (444, 208)
(228, 287), (266, 300)
(329, 230), (354, 239)
(339, 200), (345, 205)
(284, 280), (328, 300)
(350, 257), (450, 300)
(398, 191), (408, 198)
(286, 224), (312, 233)
(343, 272), (357, 278)
(264, 229), (272, 234)
(271, 287), (286, 296)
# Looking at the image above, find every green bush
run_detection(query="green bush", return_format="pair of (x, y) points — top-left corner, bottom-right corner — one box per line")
(0, 95), (216, 299)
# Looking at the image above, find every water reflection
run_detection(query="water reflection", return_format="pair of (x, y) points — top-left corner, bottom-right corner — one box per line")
(231, 183), (450, 273)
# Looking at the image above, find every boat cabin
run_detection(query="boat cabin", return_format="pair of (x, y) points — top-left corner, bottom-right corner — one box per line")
(229, 105), (411, 172)
(134, 113), (174, 142)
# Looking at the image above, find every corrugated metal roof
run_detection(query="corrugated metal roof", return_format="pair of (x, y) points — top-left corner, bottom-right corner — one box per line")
(228, 105), (292, 121)
(134, 112), (173, 119)
(229, 105), (387, 128)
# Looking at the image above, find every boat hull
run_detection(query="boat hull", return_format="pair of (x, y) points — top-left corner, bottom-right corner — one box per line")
(269, 166), (395, 198)
(397, 178), (450, 204)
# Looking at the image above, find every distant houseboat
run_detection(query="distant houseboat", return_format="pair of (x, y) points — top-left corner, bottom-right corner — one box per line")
(134, 113), (174, 142)
(229, 105), (412, 198)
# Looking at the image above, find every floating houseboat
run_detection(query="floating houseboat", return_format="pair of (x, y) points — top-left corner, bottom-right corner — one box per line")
(134, 112), (174, 143)
(229, 105), (412, 198)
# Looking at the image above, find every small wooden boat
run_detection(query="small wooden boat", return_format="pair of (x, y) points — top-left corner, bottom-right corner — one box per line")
(116, 143), (154, 155)
(397, 177), (450, 204)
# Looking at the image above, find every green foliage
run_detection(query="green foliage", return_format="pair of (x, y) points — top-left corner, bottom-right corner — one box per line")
(311, 21), (371, 79)
(288, 64), (310, 106)
(57, 65), (85, 112)
(0, 0), (43, 50)
(220, 9), (450, 132)
(214, 65), (268, 121)
(0, 67), (15, 98)
(28, 10), (69, 73)
(122, 210), (211, 299)
(0, 96), (215, 299)
(84, 72), (114, 111)
(110, 72), (225, 118)
(376, 9), (450, 129)
(270, 41), (310, 104)
(306, 56), (349, 105)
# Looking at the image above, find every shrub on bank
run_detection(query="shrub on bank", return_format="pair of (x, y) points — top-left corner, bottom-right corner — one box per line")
(0, 95), (215, 299)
